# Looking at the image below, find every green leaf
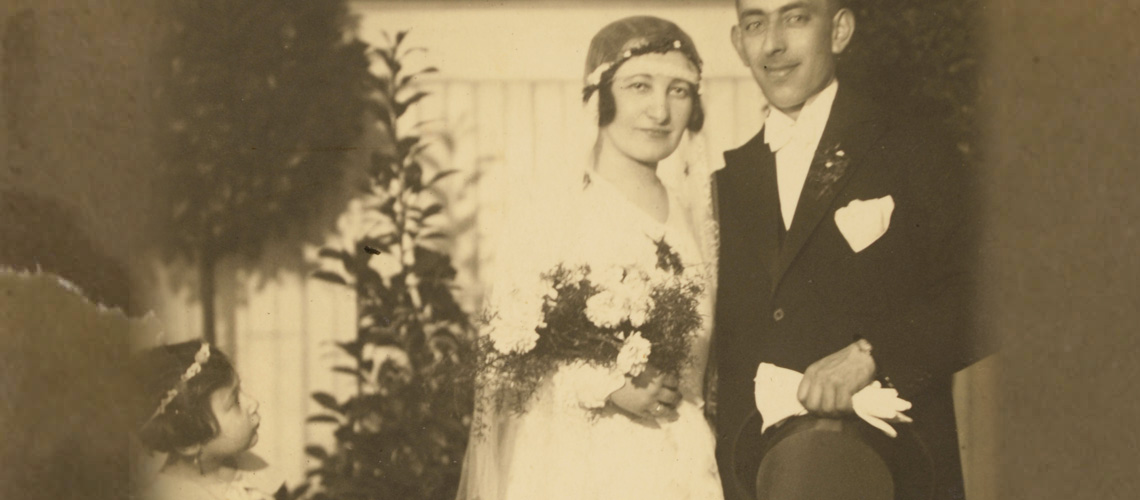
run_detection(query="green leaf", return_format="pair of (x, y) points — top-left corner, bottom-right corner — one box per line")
(311, 392), (341, 412)
(333, 340), (364, 359)
(333, 366), (367, 381)
(373, 47), (401, 77)
(395, 91), (430, 117)
(400, 47), (428, 60)
(403, 143), (432, 165)
(396, 136), (421, 159)
(398, 67), (439, 89)
(312, 270), (349, 286)
(378, 198), (397, 219)
(306, 414), (341, 424)
(425, 170), (459, 188)
(285, 483), (310, 500)
(420, 203), (444, 219)
(405, 163), (424, 192)
(368, 100), (393, 127)
(318, 248), (350, 261)
(371, 150), (398, 173)
(366, 72), (391, 95)
(305, 445), (329, 460)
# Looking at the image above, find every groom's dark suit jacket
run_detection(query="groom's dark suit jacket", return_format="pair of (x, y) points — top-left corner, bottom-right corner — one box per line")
(713, 85), (979, 500)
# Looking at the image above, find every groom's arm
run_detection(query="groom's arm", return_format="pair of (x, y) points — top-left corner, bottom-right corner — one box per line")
(862, 123), (979, 399)
(855, 148), (978, 398)
(800, 123), (979, 412)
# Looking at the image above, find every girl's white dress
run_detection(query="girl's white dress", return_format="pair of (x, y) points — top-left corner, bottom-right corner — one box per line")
(457, 170), (724, 500)
(140, 470), (272, 500)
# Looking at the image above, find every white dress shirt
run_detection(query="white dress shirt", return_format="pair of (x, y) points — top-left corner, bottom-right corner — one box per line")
(763, 79), (840, 230)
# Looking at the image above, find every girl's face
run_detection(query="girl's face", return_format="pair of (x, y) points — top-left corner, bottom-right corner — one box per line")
(200, 377), (260, 460)
(600, 51), (698, 166)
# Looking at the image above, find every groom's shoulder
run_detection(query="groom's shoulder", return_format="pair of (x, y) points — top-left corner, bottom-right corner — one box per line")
(847, 87), (952, 146)
(720, 130), (768, 175)
(853, 91), (970, 193)
(835, 87), (961, 171)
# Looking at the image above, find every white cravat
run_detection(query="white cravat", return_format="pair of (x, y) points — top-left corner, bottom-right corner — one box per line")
(763, 79), (840, 230)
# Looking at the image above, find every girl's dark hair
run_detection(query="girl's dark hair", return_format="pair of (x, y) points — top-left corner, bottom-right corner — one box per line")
(130, 341), (236, 454)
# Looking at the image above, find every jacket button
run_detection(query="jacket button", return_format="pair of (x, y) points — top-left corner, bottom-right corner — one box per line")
(773, 308), (785, 321)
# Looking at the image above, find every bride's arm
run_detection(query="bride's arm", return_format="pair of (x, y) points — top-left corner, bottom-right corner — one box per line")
(606, 365), (682, 420)
(551, 361), (681, 420)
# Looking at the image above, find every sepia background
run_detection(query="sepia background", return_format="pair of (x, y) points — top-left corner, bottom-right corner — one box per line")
(2, 0), (1137, 499)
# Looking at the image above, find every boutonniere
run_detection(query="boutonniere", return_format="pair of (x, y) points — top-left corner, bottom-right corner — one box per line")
(808, 144), (850, 200)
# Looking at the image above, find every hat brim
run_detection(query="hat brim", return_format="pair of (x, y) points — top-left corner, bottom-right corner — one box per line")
(730, 413), (935, 500)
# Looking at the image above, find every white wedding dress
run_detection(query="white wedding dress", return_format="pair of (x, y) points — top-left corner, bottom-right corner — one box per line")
(457, 161), (724, 500)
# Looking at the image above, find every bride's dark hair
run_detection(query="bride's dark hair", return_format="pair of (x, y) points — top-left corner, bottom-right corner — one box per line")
(130, 341), (236, 455)
(583, 16), (705, 132)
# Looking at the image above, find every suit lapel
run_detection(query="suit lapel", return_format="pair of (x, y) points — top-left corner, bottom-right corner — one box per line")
(772, 87), (887, 287)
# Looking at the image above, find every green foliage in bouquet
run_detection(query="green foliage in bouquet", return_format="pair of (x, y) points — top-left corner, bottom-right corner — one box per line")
(300, 32), (474, 500)
(476, 239), (704, 417)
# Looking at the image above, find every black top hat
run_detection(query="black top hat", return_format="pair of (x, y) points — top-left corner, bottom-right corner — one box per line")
(730, 412), (935, 500)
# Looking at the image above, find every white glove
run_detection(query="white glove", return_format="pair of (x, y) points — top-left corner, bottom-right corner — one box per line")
(754, 363), (913, 438)
(851, 380), (913, 437)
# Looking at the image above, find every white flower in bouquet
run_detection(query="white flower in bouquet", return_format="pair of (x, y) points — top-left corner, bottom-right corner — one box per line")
(592, 265), (627, 292)
(628, 298), (652, 328)
(585, 264), (659, 329)
(615, 331), (652, 376)
(488, 314), (541, 355)
(487, 280), (550, 354)
(619, 271), (654, 302)
(585, 289), (626, 328)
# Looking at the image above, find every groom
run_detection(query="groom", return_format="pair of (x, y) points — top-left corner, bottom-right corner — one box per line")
(713, 0), (978, 499)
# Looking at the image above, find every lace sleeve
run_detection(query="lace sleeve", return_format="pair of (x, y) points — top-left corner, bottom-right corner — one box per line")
(550, 360), (628, 410)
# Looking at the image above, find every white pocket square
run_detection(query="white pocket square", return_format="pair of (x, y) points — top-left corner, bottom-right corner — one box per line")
(834, 195), (894, 253)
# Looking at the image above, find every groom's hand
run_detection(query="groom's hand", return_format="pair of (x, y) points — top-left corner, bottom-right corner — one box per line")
(797, 341), (876, 417)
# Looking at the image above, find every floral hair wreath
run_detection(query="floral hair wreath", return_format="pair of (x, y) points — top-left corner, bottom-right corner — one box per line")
(582, 38), (704, 102)
(143, 342), (212, 426)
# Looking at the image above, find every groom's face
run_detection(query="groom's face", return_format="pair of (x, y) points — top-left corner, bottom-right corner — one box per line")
(732, 0), (853, 118)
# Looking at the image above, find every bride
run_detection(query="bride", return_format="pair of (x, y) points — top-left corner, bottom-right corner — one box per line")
(457, 16), (723, 500)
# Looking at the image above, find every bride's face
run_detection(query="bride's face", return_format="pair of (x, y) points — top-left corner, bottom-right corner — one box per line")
(600, 52), (697, 166)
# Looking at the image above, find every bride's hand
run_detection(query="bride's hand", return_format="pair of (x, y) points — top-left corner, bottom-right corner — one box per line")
(607, 365), (682, 421)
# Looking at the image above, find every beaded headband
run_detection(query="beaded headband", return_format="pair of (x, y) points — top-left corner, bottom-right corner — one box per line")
(143, 342), (211, 425)
(582, 37), (703, 103)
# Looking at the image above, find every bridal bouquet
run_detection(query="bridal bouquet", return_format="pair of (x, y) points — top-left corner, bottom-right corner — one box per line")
(477, 239), (705, 414)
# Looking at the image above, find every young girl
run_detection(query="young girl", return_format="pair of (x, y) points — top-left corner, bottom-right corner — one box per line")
(130, 341), (268, 500)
